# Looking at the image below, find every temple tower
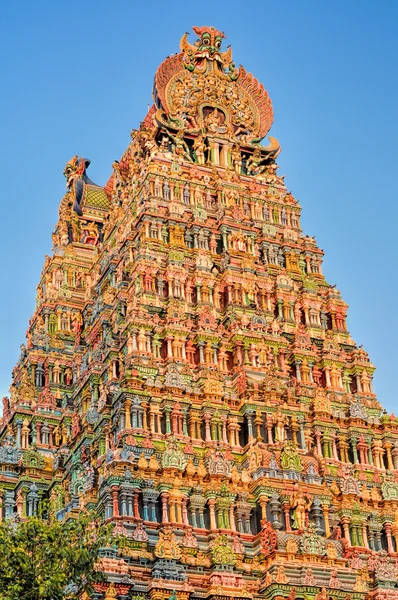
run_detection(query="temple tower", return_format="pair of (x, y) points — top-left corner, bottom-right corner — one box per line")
(1, 25), (398, 600)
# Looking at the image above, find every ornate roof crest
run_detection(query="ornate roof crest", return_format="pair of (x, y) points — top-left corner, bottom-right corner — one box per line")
(180, 26), (235, 76)
(153, 26), (276, 144)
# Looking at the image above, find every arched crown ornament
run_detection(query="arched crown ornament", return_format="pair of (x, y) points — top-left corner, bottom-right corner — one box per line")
(153, 26), (279, 149)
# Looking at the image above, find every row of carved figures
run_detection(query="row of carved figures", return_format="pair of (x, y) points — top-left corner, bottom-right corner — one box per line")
(126, 279), (341, 325)
(11, 350), (372, 415)
(60, 480), (398, 555)
(6, 398), (395, 473)
(104, 336), (368, 391)
(127, 124), (280, 175)
(104, 408), (396, 470)
(38, 259), (326, 308)
(137, 220), (320, 269)
(147, 176), (296, 224)
(1, 463), (398, 555)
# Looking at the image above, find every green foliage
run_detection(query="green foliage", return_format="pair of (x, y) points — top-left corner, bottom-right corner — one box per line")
(0, 511), (111, 600)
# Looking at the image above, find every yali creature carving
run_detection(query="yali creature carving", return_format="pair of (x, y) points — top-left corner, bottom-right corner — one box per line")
(63, 156), (97, 216)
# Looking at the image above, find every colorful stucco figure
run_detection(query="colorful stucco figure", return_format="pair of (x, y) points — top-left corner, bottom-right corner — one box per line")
(180, 25), (235, 75)
(63, 155), (99, 216)
(2, 25), (397, 600)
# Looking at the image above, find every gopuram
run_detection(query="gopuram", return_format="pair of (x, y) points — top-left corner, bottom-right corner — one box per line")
(2, 25), (398, 600)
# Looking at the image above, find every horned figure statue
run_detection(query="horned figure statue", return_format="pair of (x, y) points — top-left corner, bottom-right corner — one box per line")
(63, 156), (97, 216)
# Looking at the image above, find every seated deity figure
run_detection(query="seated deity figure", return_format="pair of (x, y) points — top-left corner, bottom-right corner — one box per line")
(204, 108), (228, 134)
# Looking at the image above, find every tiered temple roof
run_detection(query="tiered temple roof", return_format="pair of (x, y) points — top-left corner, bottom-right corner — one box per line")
(2, 25), (398, 600)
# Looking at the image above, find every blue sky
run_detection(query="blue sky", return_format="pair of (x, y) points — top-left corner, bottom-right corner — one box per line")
(0, 1), (397, 411)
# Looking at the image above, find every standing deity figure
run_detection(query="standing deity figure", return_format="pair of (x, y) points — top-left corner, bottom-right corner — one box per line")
(290, 487), (312, 530)
(193, 134), (206, 165)
(231, 144), (242, 173)
(64, 368), (73, 386)
(71, 312), (83, 335)
(258, 342), (269, 367)
(70, 212), (81, 242)
(273, 407), (286, 442)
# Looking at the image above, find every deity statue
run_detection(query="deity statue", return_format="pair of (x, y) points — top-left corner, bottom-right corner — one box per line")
(19, 344), (27, 362)
(314, 589), (329, 600)
(204, 108), (226, 133)
(139, 127), (158, 158)
(275, 565), (288, 583)
(58, 222), (70, 246)
(71, 312), (83, 335)
(193, 134), (206, 165)
(64, 367), (73, 386)
(231, 144), (242, 173)
(158, 134), (171, 154)
(287, 588), (296, 600)
(290, 487), (312, 530)
(246, 147), (267, 176)
(35, 314), (45, 334)
(104, 583), (117, 599)
(273, 407), (286, 442)
(167, 130), (192, 162)
(63, 155), (94, 216)
(81, 222), (99, 245)
(53, 426), (61, 446)
(70, 212), (81, 242)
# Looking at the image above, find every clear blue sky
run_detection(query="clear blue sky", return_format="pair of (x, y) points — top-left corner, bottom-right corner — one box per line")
(0, 1), (397, 411)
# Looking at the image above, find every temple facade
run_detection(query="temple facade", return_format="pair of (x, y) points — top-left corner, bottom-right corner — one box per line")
(2, 25), (398, 600)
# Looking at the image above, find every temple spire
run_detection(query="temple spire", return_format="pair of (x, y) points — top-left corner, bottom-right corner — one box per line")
(0, 26), (392, 600)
